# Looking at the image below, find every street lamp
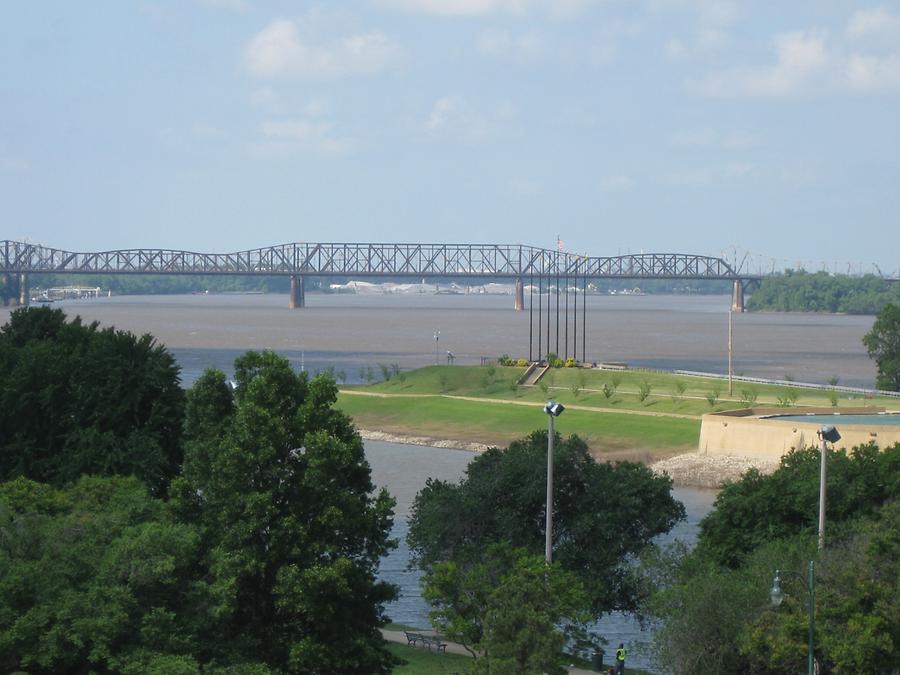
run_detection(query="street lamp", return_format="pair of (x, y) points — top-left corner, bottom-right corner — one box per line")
(817, 425), (840, 550)
(543, 400), (565, 562)
(770, 560), (816, 675)
(433, 330), (440, 366)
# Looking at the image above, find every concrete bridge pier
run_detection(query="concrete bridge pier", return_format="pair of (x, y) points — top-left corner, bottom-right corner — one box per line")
(1, 273), (10, 306)
(731, 279), (745, 312)
(289, 274), (306, 309)
(514, 277), (524, 311)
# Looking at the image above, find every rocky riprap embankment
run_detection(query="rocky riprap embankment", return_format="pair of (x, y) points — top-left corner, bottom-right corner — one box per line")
(650, 452), (780, 489)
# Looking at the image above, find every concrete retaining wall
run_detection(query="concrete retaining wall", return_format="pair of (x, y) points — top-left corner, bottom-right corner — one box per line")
(698, 407), (900, 460)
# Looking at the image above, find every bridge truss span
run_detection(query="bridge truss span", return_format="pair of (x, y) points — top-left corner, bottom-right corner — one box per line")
(1, 240), (748, 281)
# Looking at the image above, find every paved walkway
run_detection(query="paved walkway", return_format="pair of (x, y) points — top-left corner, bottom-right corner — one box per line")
(380, 629), (601, 674)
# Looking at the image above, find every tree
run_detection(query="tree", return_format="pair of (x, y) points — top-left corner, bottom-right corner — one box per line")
(645, 502), (900, 675)
(863, 302), (900, 390)
(0, 476), (214, 674)
(0, 307), (185, 493)
(171, 351), (398, 673)
(740, 505), (900, 674)
(423, 544), (592, 672)
(697, 443), (900, 568)
(408, 430), (685, 616)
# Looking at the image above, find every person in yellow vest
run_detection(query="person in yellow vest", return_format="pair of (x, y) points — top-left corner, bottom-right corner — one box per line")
(615, 643), (626, 674)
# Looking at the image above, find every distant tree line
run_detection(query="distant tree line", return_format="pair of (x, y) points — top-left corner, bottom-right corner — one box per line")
(8, 274), (735, 298)
(747, 271), (900, 314)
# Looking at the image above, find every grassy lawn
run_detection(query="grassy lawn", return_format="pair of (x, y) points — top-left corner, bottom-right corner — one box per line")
(387, 642), (472, 674)
(338, 392), (701, 454)
(352, 365), (895, 415)
(338, 365), (897, 455)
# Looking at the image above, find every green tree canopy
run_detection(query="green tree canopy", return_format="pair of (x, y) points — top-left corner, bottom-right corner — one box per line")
(0, 307), (185, 493)
(645, 501), (899, 675)
(863, 302), (900, 391)
(407, 430), (685, 616)
(0, 476), (213, 674)
(424, 543), (593, 672)
(747, 270), (900, 315)
(697, 443), (900, 568)
(171, 351), (398, 673)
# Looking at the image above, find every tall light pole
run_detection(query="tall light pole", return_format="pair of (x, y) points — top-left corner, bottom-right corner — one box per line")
(770, 561), (815, 675)
(728, 308), (734, 397)
(543, 401), (565, 562)
(434, 330), (440, 366)
(817, 425), (840, 550)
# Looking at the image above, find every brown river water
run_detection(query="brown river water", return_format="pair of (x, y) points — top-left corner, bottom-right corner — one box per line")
(1, 291), (877, 387)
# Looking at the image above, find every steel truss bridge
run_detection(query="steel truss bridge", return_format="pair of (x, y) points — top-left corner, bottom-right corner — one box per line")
(1, 240), (758, 310)
(1, 240), (753, 279)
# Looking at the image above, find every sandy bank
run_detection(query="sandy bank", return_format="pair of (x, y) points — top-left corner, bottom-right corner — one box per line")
(360, 429), (778, 488)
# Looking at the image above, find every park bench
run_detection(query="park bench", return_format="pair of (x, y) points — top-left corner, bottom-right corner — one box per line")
(420, 635), (447, 652)
(403, 631), (447, 652)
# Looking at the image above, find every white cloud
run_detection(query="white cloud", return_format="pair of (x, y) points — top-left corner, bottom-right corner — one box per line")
(843, 52), (900, 92)
(425, 96), (497, 142)
(660, 0), (738, 61)
(256, 117), (355, 157)
(477, 29), (544, 61)
(694, 8), (900, 98)
(375, 0), (592, 17)
(847, 7), (900, 45)
(695, 30), (828, 97)
(242, 18), (402, 79)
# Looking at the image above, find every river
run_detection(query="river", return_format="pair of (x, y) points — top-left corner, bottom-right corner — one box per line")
(5, 291), (878, 388)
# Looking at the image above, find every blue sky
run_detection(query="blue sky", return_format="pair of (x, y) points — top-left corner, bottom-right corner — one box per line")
(2, 1), (899, 274)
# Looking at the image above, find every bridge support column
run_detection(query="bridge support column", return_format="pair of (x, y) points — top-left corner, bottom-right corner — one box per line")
(514, 277), (524, 311)
(731, 279), (744, 313)
(289, 274), (306, 309)
(17, 274), (29, 307)
(2, 273), (9, 306)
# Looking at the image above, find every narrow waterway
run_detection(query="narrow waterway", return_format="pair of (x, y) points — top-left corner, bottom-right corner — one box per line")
(366, 440), (717, 673)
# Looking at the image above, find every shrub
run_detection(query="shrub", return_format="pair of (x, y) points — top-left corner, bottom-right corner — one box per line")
(516, 358), (529, 367)
(739, 388), (758, 407)
(564, 358), (577, 368)
(638, 380), (652, 403)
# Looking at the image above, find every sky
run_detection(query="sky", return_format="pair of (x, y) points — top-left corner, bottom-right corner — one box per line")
(1, 1), (899, 275)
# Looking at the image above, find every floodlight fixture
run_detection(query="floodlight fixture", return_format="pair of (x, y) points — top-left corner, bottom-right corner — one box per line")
(544, 401), (565, 417)
(818, 425), (841, 443)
